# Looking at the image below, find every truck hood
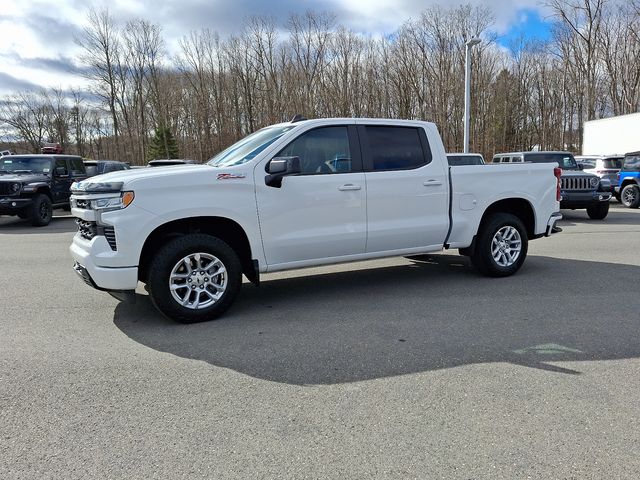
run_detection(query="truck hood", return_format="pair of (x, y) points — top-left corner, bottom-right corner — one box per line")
(0, 173), (49, 183)
(561, 170), (597, 178)
(74, 164), (214, 191)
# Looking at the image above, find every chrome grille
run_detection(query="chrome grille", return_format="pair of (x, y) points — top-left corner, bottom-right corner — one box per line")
(75, 198), (91, 209)
(103, 226), (117, 250)
(76, 219), (97, 240)
(75, 219), (117, 250)
(561, 176), (592, 191)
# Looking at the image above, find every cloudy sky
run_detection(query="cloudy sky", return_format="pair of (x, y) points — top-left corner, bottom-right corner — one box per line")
(0, 0), (552, 97)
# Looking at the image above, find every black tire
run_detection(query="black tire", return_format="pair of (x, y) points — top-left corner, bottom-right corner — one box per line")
(470, 213), (528, 277)
(30, 194), (52, 226)
(586, 202), (609, 220)
(147, 234), (242, 323)
(621, 184), (640, 208)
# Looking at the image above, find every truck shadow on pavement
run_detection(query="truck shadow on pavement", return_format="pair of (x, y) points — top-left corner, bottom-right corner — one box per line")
(114, 255), (640, 385)
(0, 215), (76, 234)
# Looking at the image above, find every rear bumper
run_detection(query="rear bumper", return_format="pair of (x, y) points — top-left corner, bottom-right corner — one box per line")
(545, 212), (562, 236)
(560, 191), (611, 209)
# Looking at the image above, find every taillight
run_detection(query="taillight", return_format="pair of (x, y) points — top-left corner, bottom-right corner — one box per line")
(554, 167), (562, 201)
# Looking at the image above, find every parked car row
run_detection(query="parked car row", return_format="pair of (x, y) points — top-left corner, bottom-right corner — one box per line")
(447, 150), (611, 219)
(575, 152), (640, 209)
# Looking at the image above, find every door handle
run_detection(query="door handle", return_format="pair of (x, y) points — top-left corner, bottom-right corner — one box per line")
(338, 184), (362, 191)
(423, 180), (443, 187)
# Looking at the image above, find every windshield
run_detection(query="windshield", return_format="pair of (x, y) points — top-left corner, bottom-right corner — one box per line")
(525, 153), (578, 170)
(207, 126), (295, 168)
(0, 156), (52, 174)
(448, 154), (484, 166)
(603, 158), (622, 169)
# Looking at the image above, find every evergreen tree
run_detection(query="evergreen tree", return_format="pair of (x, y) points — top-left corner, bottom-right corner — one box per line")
(147, 126), (179, 160)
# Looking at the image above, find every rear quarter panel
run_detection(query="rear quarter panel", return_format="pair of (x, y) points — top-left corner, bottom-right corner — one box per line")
(448, 163), (559, 248)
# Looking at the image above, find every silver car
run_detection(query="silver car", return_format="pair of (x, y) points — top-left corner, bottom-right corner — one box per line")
(575, 155), (623, 194)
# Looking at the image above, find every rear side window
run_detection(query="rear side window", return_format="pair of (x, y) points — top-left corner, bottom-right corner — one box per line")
(363, 126), (430, 171)
(623, 154), (640, 171)
(69, 158), (85, 175)
(55, 158), (68, 175)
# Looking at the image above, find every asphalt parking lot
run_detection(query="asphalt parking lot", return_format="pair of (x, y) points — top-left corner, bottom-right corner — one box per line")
(1, 203), (640, 479)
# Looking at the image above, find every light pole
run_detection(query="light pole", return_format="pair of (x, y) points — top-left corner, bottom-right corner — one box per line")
(464, 37), (481, 153)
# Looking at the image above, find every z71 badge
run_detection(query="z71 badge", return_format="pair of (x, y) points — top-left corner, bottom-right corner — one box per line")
(217, 173), (246, 180)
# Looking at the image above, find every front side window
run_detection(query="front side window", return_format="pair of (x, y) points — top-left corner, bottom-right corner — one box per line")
(364, 126), (429, 171)
(275, 126), (351, 175)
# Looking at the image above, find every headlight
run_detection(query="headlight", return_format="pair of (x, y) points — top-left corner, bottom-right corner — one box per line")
(10, 182), (21, 193)
(90, 191), (134, 226)
(71, 181), (124, 194)
(90, 191), (135, 211)
(590, 177), (599, 187)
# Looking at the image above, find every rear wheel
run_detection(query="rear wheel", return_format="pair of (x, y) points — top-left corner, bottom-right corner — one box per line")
(30, 194), (52, 226)
(470, 213), (528, 277)
(147, 234), (242, 323)
(586, 202), (609, 220)
(621, 184), (640, 208)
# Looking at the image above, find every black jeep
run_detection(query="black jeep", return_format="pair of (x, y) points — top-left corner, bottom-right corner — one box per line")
(0, 155), (87, 226)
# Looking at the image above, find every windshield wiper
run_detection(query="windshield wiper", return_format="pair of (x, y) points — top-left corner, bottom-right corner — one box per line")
(12, 169), (34, 174)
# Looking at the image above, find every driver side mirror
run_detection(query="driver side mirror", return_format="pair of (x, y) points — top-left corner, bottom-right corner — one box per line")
(577, 163), (584, 170)
(265, 156), (301, 188)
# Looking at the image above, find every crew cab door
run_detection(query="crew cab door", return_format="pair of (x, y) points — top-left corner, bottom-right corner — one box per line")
(358, 123), (450, 252)
(255, 125), (366, 267)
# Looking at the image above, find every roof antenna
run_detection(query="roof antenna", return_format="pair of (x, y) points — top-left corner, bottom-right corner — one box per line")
(290, 114), (307, 123)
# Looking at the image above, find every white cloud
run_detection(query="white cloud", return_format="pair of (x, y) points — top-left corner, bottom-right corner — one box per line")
(0, 0), (548, 96)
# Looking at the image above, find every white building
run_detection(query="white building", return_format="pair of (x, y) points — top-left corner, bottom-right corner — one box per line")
(583, 112), (640, 155)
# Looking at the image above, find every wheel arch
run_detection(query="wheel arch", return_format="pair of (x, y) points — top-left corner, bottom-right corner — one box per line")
(621, 178), (640, 189)
(459, 198), (535, 257)
(480, 198), (535, 238)
(138, 216), (258, 285)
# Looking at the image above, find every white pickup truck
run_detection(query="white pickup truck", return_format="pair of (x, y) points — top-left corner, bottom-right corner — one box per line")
(70, 118), (562, 323)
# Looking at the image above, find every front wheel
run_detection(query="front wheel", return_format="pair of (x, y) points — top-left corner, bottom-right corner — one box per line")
(621, 184), (640, 208)
(586, 202), (609, 220)
(147, 234), (242, 323)
(470, 213), (528, 277)
(30, 194), (52, 226)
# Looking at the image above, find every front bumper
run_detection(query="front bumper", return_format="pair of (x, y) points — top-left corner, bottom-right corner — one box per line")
(0, 197), (33, 213)
(560, 191), (611, 209)
(70, 240), (138, 290)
